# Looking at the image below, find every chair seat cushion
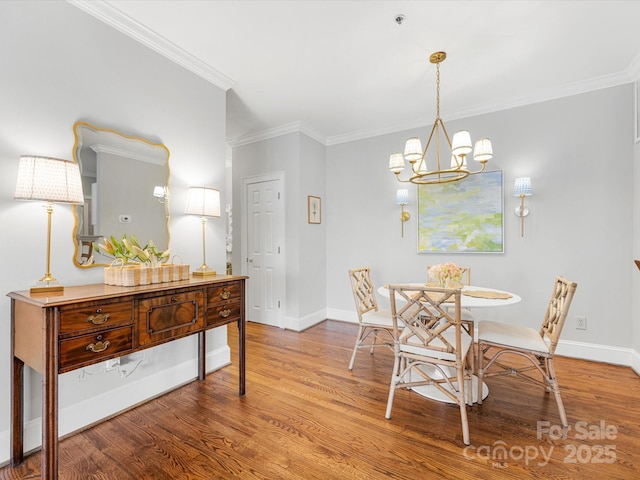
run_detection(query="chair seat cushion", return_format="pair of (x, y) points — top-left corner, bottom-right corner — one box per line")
(478, 320), (549, 354)
(361, 308), (394, 327)
(399, 326), (472, 361)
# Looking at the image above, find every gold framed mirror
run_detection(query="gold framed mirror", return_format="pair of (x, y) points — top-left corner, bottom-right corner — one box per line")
(72, 121), (170, 268)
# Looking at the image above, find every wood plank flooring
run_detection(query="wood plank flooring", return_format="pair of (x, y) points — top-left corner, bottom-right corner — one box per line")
(1, 319), (639, 479)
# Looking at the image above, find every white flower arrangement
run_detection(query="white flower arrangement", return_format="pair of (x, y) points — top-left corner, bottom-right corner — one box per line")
(429, 262), (464, 287)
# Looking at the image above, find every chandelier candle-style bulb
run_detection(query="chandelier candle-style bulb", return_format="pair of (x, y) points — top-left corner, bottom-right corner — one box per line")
(450, 154), (467, 169)
(388, 51), (493, 185)
(389, 152), (405, 173)
(451, 131), (473, 157)
(473, 138), (493, 162)
(403, 137), (423, 162)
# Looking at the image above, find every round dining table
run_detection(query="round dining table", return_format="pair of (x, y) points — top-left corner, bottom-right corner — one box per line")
(377, 284), (521, 404)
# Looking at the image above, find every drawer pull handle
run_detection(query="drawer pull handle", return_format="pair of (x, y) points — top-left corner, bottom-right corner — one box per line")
(87, 313), (110, 325)
(220, 291), (231, 300)
(171, 296), (178, 302)
(219, 308), (231, 318)
(86, 340), (110, 353)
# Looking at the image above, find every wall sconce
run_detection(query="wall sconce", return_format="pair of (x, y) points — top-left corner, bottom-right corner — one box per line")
(153, 185), (169, 203)
(185, 186), (221, 276)
(14, 155), (84, 294)
(396, 189), (410, 238)
(513, 177), (532, 237)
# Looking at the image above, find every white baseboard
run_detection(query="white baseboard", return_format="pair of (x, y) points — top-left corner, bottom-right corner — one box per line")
(0, 345), (230, 466)
(325, 308), (357, 324)
(555, 339), (639, 371)
(328, 309), (639, 375)
(284, 309), (328, 331)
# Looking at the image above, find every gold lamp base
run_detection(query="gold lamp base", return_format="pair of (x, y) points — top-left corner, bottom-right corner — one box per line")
(192, 264), (217, 276)
(30, 279), (64, 295)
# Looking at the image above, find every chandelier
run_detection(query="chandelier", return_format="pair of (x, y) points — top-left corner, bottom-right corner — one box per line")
(389, 51), (493, 185)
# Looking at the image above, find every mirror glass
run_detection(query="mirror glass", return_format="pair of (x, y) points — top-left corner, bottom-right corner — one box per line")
(72, 121), (170, 267)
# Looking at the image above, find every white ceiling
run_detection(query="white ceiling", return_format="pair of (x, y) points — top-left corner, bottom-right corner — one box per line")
(72, 0), (640, 146)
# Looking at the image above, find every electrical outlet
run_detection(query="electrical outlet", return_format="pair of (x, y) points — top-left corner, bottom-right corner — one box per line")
(576, 316), (587, 330)
(105, 358), (120, 371)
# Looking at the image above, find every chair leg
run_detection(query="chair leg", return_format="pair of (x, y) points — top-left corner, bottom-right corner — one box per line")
(456, 365), (470, 445)
(476, 342), (484, 405)
(547, 359), (568, 427)
(348, 325), (365, 370)
(385, 354), (401, 419)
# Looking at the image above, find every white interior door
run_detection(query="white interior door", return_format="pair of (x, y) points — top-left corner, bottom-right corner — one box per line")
(243, 174), (284, 327)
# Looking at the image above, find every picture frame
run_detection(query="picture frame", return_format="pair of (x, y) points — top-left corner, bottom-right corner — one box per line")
(417, 170), (504, 253)
(308, 195), (321, 224)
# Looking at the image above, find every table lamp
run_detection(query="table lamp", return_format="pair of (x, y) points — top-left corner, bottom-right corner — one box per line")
(185, 186), (220, 276)
(14, 155), (84, 294)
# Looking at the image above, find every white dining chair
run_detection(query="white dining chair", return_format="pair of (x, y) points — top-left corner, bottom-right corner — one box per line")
(476, 276), (578, 427)
(385, 284), (472, 445)
(347, 267), (395, 370)
(428, 265), (475, 371)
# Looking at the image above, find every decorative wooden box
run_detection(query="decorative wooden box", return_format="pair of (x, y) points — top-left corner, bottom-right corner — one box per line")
(104, 263), (190, 286)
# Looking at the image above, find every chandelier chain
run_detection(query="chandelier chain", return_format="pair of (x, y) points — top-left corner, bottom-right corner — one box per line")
(435, 62), (440, 119)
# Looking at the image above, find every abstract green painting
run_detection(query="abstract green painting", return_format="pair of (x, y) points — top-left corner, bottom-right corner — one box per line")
(417, 170), (503, 253)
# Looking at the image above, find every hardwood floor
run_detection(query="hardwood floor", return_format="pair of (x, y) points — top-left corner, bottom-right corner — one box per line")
(2, 319), (639, 479)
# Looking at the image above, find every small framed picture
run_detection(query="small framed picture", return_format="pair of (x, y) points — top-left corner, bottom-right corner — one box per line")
(308, 195), (321, 224)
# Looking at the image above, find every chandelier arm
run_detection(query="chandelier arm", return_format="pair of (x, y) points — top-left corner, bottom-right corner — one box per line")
(438, 118), (454, 150)
(413, 120), (440, 174)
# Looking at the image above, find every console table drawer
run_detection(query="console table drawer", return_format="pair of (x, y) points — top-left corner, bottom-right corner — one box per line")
(208, 282), (242, 304)
(59, 326), (133, 371)
(59, 300), (134, 335)
(207, 300), (241, 327)
(137, 290), (204, 346)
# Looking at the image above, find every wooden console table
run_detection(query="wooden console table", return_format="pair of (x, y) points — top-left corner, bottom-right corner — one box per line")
(8, 275), (247, 480)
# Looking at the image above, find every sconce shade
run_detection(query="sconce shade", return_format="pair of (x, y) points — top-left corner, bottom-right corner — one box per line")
(396, 189), (409, 205)
(15, 155), (84, 204)
(153, 185), (167, 198)
(185, 187), (221, 217)
(513, 177), (533, 196)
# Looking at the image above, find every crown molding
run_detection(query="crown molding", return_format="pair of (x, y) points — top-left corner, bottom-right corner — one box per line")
(228, 121), (326, 148)
(326, 69), (636, 146)
(67, 0), (235, 91)
(67, 2), (639, 148)
(230, 69), (636, 148)
(90, 144), (165, 165)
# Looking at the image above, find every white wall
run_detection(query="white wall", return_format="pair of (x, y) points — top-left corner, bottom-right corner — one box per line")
(326, 85), (637, 366)
(230, 84), (639, 369)
(0, 2), (228, 461)
(232, 132), (327, 330)
(633, 120), (640, 369)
